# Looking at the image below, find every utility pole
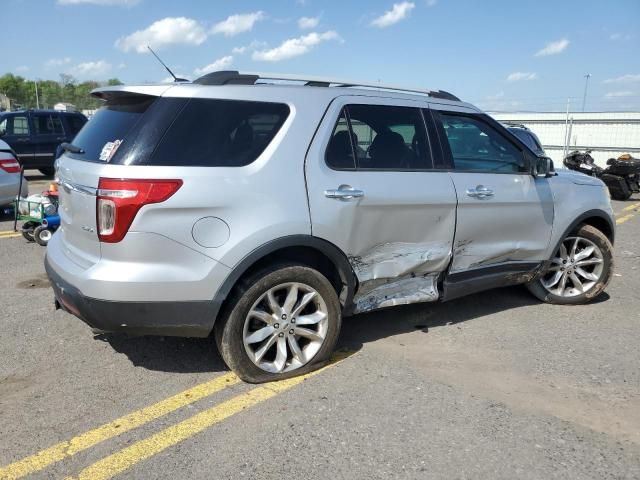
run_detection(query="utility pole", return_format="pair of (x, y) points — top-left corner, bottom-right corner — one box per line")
(35, 80), (40, 109)
(581, 73), (591, 112)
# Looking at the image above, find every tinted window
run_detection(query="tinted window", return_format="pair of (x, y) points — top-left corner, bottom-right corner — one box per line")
(69, 94), (156, 161)
(326, 109), (356, 169)
(1, 115), (30, 135)
(148, 99), (289, 167)
(345, 105), (431, 170)
(66, 115), (87, 136)
(509, 128), (541, 152)
(33, 114), (64, 135)
(440, 114), (525, 173)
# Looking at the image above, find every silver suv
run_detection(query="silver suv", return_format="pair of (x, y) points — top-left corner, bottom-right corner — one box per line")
(46, 71), (615, 383)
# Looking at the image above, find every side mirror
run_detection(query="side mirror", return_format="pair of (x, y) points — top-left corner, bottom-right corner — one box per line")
(532, 156), (554, 178)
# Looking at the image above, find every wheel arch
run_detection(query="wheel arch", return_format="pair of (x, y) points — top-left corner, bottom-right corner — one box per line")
(552, 209), (615, 256)
(208, 235), (357, 333)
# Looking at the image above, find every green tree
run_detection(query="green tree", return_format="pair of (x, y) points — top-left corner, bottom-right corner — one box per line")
(0, 73), (125, 110)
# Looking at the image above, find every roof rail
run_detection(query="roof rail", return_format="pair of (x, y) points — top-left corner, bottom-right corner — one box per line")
(192, 70), (461, 102)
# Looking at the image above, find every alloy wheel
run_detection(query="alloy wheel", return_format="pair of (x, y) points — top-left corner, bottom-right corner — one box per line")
(541, 236), (604, 297)
(242, 282), (329, 373)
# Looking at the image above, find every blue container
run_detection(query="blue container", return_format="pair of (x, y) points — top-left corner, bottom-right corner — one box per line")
(42, 215), (61, 228)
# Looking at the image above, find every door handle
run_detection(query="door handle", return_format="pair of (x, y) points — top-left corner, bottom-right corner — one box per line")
(324, 184), (365, 200)
(466, 185), (494, 199)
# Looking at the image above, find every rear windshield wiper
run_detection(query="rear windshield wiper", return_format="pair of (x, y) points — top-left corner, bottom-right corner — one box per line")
(60, 142), (85, 154)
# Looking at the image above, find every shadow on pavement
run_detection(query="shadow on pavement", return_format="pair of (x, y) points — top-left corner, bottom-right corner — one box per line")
(338, 286), (609, 349)
(92, 285), (610, 374)
(95, 334), (228, 374)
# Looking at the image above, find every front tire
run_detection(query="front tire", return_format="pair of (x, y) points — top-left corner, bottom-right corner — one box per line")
(215, 264), (342, 383)
(34, 225), (53, 246)
(526, 224), (613, 304)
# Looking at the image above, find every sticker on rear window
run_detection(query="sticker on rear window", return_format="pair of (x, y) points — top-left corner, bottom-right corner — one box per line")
(99, 140), (122, 162)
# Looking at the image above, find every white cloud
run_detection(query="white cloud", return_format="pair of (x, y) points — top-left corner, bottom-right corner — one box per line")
(117, 63), (127, 69)
(370, 2), (415, 28)
(193, 56), (234, 76)
(15, 66), (29, 73)
(604, 91), (635, 98)
(58, 0), (139, 5)
(115, 17), (207, 53)
(232, 40), (267, 55)
(534, 38), (569, 57)
(298, 16), (320, 29)
(425, 0), (437, 6)
(603, 74), (640, 84)
(45, 57), (72, 68)
(506, 71), (538, 82)
(610, 32), (634, 41)
(211, 11), (265, 37)
(252, 31), (340, 62)
(66, 60), (112, 78)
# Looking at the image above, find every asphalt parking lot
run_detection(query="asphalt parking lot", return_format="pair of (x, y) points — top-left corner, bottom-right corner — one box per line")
(1, 172), (639, 479)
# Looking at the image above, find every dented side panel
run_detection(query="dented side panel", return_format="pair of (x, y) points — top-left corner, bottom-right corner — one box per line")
(448, 171), (554, 273)
(304, 95), (458, 314)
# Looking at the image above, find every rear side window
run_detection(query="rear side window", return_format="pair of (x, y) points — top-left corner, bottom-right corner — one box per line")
(147, 99), (289, 167)
(326, 104), (432, 171)
(66, 115), (87, 136)
(0, 115), (30, 135)
(32, 114), (64, 136)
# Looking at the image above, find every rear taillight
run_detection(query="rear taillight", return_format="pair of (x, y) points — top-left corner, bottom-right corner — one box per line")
(0, 158), (21, 173)
(96, 178), (182, 243)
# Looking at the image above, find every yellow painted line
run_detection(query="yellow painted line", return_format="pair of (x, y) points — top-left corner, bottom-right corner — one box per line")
(0, 373), (240, 480)
(68, 351), (356, 480)
(616, 214), (635, 225)
(622, 202), (640, 212)
(0, 232), (21, 239)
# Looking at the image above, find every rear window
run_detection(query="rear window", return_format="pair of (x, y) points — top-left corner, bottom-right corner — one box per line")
(69, 94), (156, 161)
(145, 98), (290, 167)
(69, 95), (289, 167)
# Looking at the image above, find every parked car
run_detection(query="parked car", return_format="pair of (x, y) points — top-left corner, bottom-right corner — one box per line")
(46, 72), (615, 383)
(0, 110), (87, 176)
(0, 139), (28, 207)
(503, 123), (546, 157)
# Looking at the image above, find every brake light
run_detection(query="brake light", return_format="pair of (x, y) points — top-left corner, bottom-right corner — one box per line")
(96, 178), (182, 243)
(0, 158), (21, 173)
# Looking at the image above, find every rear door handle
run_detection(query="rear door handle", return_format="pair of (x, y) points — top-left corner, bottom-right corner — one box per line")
(324, 184), (365, 200)
(466, 185), (494, 199)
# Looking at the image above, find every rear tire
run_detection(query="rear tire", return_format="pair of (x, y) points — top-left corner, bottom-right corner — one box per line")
(21, 221), (37, 242)
(215, 264), (342, 383)
(526, 224), (613, 305)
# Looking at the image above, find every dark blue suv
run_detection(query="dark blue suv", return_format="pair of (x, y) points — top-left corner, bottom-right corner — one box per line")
(0, 110), (87, 176)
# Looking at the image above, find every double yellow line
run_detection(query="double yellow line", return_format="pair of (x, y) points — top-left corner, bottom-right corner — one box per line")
(616, 201), (640, 225)
(0, 351), (354, 480)
(0, 230), (21, 240)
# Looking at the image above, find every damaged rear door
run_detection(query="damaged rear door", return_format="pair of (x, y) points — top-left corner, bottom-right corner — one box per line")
(305, 96), (457, 313)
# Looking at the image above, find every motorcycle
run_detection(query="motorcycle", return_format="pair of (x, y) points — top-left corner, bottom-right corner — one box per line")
(563, 150), (640, 200)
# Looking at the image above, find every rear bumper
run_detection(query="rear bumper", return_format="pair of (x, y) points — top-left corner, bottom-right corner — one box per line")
(45, 255), (217, 337)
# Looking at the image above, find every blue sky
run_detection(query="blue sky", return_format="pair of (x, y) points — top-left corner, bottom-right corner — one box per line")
(3, 0), (640, 111)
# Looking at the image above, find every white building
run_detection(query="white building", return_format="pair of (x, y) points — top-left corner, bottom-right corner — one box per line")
(491, 111), (640, 167)
(53, 102), (77, 112)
